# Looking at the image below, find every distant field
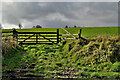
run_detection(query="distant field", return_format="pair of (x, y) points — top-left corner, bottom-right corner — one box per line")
(65, 27), (118, 38)
(2, 27), (118, 38)
(2, 28), (66, 34)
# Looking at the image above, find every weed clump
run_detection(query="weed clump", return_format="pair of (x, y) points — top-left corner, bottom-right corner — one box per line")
(111, 62), (120, 72)
(2, 37), (19, 59)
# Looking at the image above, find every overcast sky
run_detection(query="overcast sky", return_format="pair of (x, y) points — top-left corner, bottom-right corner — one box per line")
(1, 2), (118, 29)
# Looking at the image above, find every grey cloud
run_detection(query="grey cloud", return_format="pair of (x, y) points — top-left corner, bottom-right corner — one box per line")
(2, 2), (118, 28)
(42, 19), (70, 28)
(2, 0), (120, 2)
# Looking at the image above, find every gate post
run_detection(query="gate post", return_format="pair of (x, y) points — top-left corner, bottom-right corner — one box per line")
(57, 29), (59, 43)
(36, 34), (38, 43)
(13, 29), (18, 43)
(78, 29), (82, 39)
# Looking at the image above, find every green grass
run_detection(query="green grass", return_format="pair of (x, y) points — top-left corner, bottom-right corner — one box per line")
(2, 28), (66, 34)
(2, 27), (118, 38)
(2, 35), (120, 78)
(2, 47), (26, 71)
(2, 27), (120, 79)
(2, 27), (118, 47)
(65, 27), (118, 38)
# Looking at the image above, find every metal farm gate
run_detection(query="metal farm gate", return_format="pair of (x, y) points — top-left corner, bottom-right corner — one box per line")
(2, 29), (60, 45)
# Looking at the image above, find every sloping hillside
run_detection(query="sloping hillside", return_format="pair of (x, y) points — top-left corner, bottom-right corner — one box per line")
(2, 35), (120, 79)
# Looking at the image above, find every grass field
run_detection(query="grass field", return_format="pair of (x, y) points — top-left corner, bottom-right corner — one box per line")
(65, 27), (118, 38)
(2, 26), (120, 79)
(2, 35), (120, 79)
(2, 27), (118, 38)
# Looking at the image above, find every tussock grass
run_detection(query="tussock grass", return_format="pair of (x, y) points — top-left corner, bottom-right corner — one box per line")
(2, 37), (19, 59)
(2, 35), (120, 78)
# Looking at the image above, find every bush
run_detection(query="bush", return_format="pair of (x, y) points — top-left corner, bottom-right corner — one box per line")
(65, 25), (68, 28)
(90, 72), (100, 78)
(97, 62), (112, 71)
(111, 62), (120, 72)
(2, 37), (19, 59)
(36, 25), (42, 28)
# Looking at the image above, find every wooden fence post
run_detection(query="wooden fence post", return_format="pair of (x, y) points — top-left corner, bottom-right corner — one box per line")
(13, 29), (18, 43)
(78, 29), (82, 39)
(57, 29), (59, 43)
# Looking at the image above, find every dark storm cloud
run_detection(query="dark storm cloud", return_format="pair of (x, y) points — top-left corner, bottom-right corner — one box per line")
(2, 2), (118, 28)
